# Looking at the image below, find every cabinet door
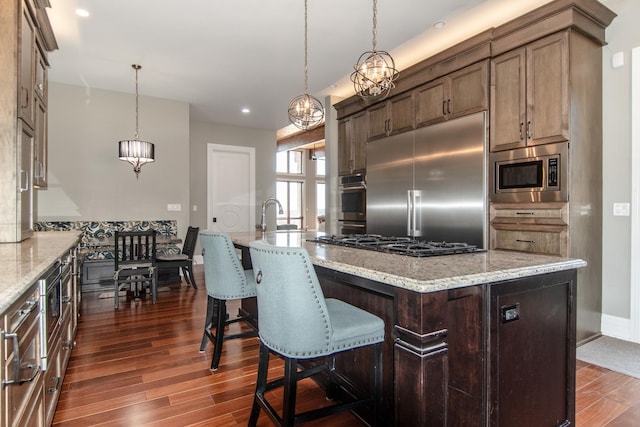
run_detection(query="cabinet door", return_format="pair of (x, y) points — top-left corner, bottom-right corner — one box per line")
(367, 103), (389, 141)
(351, 111), (367, 172)
(415, 78), (447, 128)
(19, 122), (34, 240)
(490, 48), (526, 151)
(448, 61), (488, 120)
(526, 32), (569, 146)
(490, 275), (574, 426)
(19, 4), (35, 127)
(388, 92), (415, 136)
(337, 118), (352, 175)
(34, 98), (47, 188)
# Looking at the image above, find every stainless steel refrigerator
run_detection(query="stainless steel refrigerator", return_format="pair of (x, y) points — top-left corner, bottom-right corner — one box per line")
(366, 111), (487, 248)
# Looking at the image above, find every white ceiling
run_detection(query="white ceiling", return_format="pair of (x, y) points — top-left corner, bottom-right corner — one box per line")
(46, 0), (555, 132)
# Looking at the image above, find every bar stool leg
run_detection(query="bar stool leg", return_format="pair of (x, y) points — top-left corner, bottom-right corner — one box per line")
(249, 342), (270, 426)
(199, 295), (216, 352)
(211, 299), (227, 370)
(282, 356), (298, 427)
(373, 342), (383, 427)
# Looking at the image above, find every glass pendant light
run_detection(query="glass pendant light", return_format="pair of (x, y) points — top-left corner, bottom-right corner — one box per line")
(288, 0), (324, 130)
(351, 0), (399, 101)
(118, 64), (155, 179)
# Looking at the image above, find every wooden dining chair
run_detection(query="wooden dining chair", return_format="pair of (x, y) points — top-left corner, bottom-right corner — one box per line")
(157, 226), (199, 288)
(113, 230), (157, 309)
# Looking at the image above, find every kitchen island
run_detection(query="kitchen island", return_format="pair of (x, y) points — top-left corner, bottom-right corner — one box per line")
(230, 231), (585, 427)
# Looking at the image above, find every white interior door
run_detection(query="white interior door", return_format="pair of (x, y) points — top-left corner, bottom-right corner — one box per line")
(207, 144), (255, 232)
(631, 47), (640, 343)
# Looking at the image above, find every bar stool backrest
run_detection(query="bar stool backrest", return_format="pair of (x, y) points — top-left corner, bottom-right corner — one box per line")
(200, 231), (253, 299)
(249, 241), (333, 358)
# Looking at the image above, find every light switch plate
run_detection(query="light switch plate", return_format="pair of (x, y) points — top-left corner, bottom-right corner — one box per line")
(613, 202), (630, 216)
(167, 203), (182, 212)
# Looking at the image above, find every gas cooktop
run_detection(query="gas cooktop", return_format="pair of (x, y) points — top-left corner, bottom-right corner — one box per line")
(308, 234), (484, 257)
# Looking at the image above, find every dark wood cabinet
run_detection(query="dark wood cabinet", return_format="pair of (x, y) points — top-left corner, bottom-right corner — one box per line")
(489, 271), (576, 426)
(367, 91), (415, 141)
(490, 32), (569, 151)
(338, 111), (367, 175)
(415, 60), (488, 128)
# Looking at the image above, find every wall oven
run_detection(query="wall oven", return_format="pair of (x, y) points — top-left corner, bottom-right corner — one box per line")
(490, 142), (568, 203)
(339, 173), (366, 234)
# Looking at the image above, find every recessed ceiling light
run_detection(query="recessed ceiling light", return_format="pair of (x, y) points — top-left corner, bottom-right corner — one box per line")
(241, 108), (250, 114)
(75, 9), (90, 17)
(433, 21), (446, 29)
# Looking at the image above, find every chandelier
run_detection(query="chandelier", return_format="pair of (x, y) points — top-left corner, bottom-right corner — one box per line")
(118, 64), (155, 179)
(351, 0), (399, 101)
(288, 0), (324, 130)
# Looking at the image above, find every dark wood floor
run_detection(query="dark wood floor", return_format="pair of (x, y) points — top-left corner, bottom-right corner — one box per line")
(53, 267), (640, 426)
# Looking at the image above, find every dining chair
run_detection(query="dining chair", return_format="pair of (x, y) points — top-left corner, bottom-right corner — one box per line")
(113, 230), (157, 309)
(248, 240), (385, 427)
(157, 226), (199, 289)
(199, 231), (258, 371)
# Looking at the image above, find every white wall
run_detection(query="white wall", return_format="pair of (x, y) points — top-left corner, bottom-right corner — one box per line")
(188, 120), (276, 234)
(38, 82), (191, 238)
(601, 0), (640, 332)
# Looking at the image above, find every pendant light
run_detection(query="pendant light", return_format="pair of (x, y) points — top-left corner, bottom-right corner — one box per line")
(351, 0), (399, 101)
(288, 0), (324, 130)
(118, 64), (155, 179)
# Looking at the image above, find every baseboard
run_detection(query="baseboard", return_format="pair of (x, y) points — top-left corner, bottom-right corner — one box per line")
(601, 314), (633, 341)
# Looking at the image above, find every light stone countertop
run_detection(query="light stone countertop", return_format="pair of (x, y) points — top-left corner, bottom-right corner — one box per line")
(229, 231), (587, 293)
(0, 231), (81, 313)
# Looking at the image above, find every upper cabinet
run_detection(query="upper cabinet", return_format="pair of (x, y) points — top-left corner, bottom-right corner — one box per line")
(367, 91), (415, 141)
(416, 61), (489, 128)
(0, 0), (57, 242)
(338, 111), (367, 175)
(490, 32), (569, 151)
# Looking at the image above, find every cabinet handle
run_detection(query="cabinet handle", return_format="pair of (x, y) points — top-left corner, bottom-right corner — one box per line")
(519, 123), (524, 140)
(20, 170), (29, 192)
(515, 212), (535, 216)
(516, 239), (536, 244)
(447, 99), (451, 114)
(1, 332), (40, 386)
(442, 100), (446, 116)
(21, 87), (29, 109)
(527, 121), (532, 139)
(47, 376), (61, 393)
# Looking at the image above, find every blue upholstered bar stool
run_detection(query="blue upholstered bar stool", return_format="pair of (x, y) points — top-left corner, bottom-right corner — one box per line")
(248, 241), (385, 427)
(199, 231), (258, 371)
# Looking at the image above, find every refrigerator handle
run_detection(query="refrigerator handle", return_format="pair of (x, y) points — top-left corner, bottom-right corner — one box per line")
(407, 190), (413, 236)
(413, 190), (422, 237)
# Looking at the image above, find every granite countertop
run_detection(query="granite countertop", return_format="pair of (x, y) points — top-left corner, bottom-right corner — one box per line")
(229, 231), (587, 293)
(0, 231), (81, 313)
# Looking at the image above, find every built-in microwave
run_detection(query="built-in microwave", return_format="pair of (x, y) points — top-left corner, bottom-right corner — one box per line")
(490, 142), (568, 203)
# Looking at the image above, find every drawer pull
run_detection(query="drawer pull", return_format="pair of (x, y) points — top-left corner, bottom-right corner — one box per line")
(516, 212), (535, 216)
(516, 239), (536, 244)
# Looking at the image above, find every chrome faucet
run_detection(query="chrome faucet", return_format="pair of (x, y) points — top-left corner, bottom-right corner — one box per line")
(260, 198), (284, 232)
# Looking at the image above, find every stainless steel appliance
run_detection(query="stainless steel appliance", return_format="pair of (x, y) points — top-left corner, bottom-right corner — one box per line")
(38, 259), (70, 371)
(366, 111), (487, 248)
(339, 173), (366, 234)
(310, 234), (482, 257)
(490, 142), (568, 203)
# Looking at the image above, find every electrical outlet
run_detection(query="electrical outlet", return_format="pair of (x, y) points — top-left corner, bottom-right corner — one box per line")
(192, 205), (198, 212)
(167, 204), (182, 212)
(613, 202), (630, 216)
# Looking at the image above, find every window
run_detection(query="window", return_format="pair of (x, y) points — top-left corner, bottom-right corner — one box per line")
(277, 150), (303, 174)
(276, 180), (303, 229)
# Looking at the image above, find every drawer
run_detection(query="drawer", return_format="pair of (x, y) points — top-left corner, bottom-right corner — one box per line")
(491, 225), (567, 256)
(490, 203), (568, 226)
